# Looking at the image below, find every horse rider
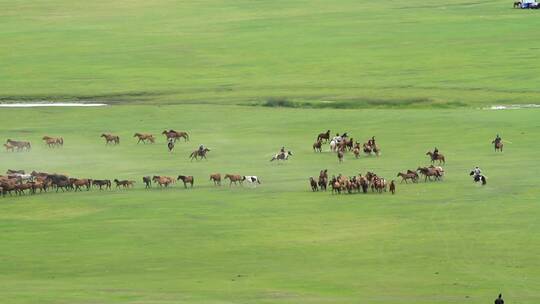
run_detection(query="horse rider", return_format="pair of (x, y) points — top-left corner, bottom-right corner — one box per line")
(341, 132), (348, 138)
(473, 166), (482, 178)
(433, 147), (439, 159)
(333, 133), (342, 143)
(494, 134), (502, 144)
(494, 294), (504, 304)
(167, 138), (175, 152)
(199, 144), (206, 153)
(370, 136), (376, 147)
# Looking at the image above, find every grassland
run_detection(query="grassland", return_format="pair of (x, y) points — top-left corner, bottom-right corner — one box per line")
(1, 105), (539, 303)
(2, 0), (540, 106)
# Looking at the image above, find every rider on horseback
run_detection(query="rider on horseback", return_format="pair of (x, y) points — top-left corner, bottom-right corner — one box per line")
(494, 134), (502, 144)
(473, 166), (482, 178)
(433, 147), (439, 159)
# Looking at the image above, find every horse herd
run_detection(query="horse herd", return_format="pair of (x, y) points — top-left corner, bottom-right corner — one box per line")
(0, 170), (263, 197)
(313, 130), (381, 162)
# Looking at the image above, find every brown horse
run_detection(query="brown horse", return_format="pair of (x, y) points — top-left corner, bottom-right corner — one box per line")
(190, 148), (210, 161)
(224, 174), (243, 186)
(101, 134), (120, 145)
(6, 139), (31, 151)
(397, 171), (419, 183)
(4, 143), (15, 152)
(313, 139), (322, 152)
(210, 173), (221, 186)
(318, 170), (328, 191)
(337, 150), (344, 162)
(177, 175), (194, 188)
(426, 151), (445, 165)
(309, 177), (318, 191)
(417, 167), (442, 182)
(162, 130), (189, 142)
(317, 130), (331, 143)
(352, 143), (361, 159)
(134, 133), (155, 144)
(71, 178), (92, 191)
(492, 140), (503, 152)
(152, 176), (174, 187)
(389, 180), (396, 194)
(43, 136), (63, 147)
(114, 179), (135, 188)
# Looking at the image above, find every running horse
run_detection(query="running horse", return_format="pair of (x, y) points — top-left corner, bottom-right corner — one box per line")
(162, 130), (190, 142)
(492, 139), (503, 152)
(6, 139), (31, 151)
(133, 133), (155, 144)
(190, 148), (210, 161)
(101, 134), (120, 145)
(469, 171), (487, 185)
(270, 151), (293, 161)
(426, 151), (445, 165)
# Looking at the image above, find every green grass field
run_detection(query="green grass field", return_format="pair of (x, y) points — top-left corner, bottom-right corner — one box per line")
(2, 0), (540, 106)
(1, 105), (539, 303)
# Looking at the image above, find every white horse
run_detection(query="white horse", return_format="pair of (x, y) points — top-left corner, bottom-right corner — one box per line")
(270, 151), (292, 161)
(330, 140), (337, 152)
(242, 176), (261, 187)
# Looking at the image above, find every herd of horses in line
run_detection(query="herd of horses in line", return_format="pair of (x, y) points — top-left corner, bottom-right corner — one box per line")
(0, 170), (263, 197)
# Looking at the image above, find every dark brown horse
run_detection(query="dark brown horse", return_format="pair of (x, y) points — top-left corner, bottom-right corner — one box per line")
(210, 173), (221, 186)
(492, 140), (503, 152)
(177, 175), (194, 188)
(313, 139), (322, 152)
(317, 130), (331, 143)
(309, 177), (318, 191)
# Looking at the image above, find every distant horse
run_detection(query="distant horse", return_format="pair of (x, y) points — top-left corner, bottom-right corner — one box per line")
(190, 148), (210, 161)
(162, 130), (189, 142)
(71, 178), (92, 191)
(210, 173), (221, 186)
(152, 176), (175, 187)
(426, 151), (445, 165)
(242, 176), (261, 187)
(114, 179), (135, 188)
(514, 1), (521, 8)
(43, 136), (63, 148)
(417, 167), (442, 182)
(492, 140), (503, 152)
(143, 176), (152, 188)
(177, 175), (194, 188)
(389, 180), (396, 194)
(4, 143), (15, 152)
(92, 179), (112, 190)
(224, 174), (243, 186)
(317, 130), (331, 143)
(337, 150), (344, 162)
(101, 134), (119, 145)
(6, 139), (31, 151)
(134, 133), (155, 144)
(397, 171), (419, 183)
(270, 151), (292, 161)
(318, 170), (328, 191)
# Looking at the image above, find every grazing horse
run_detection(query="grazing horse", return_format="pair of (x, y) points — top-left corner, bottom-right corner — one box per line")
(190, 148), (210, 161)
(309, 177), (318, 191)
(270, 151), (292, 162)
(313, 139), (323, 152)
(177, 175), (194, 188)
(210, 173), (221, 186)
(6, 139), (31, 151)
(152, 176), (175, 187)
(317, 130), (331, 143)
(114, 179), (135, 188)
(469, 171), (487, 185)
(92, 179), (112, 190)
(101, 134), (120, 145)
(162, 130), (189, 142)
(143, 176), (152, 188)
(133, 133), (155, 144)
(492, 140), (503, 152)
(397, 171), (419, 183)
(426, 151), (445, 165)
(224, 174), (243, 186)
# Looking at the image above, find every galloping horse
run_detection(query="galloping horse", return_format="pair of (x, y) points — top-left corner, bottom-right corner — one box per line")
(397, 171), (419, 183)
(224, 174), (243, 186)
(270, 151), (292, 161)
(101, 134), (120, 145)
(190, 148), (210, 161)
(426, 151), (445, 165)
(162, 130), (189, 142)
(133, 133), (155, 144)
(6, 139), (31, 151)
(492, 140), (503, 152)
(469, 171), (487, 185)
(317, 130), (331, 143)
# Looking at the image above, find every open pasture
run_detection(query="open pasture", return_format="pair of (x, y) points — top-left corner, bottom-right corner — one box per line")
(1, 105), (539, 303)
